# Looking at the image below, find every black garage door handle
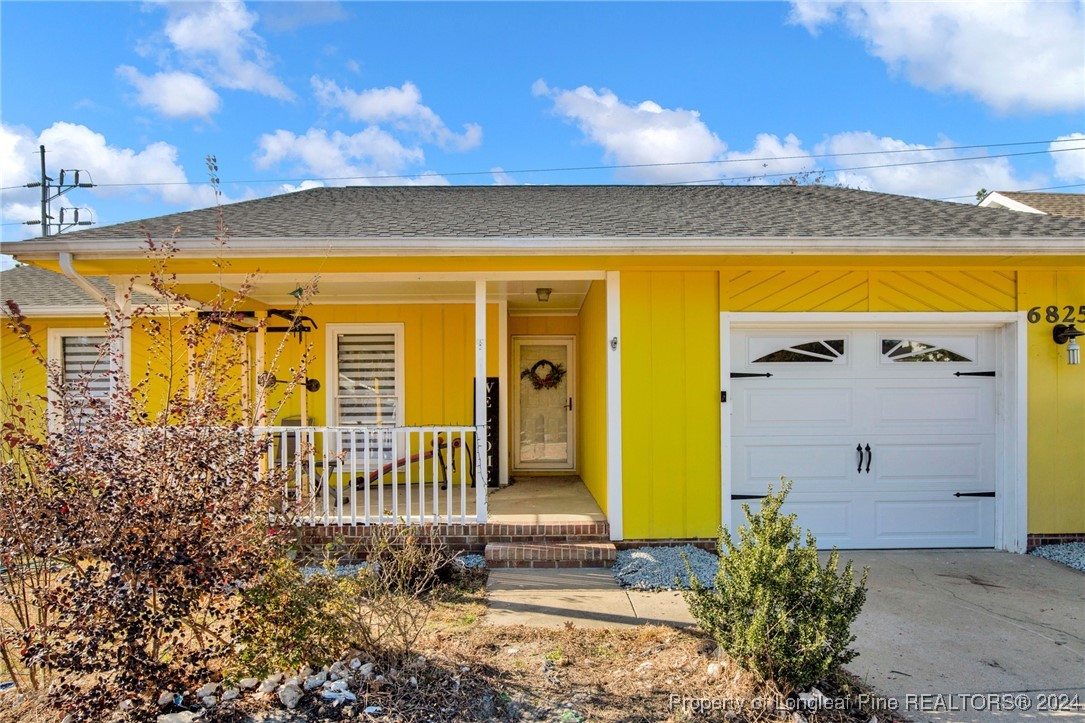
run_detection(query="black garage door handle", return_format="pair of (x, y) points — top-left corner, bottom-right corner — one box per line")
(857, 443), (863, 472)
(865, 444), (872, 473)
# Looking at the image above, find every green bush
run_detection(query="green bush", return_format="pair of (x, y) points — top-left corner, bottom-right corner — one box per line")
(234, 556), (347, 678)
(684, 479), (868, 693)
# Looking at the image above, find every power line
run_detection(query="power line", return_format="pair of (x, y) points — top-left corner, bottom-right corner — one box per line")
(938, 183), (1085, 201)
(665, 147), (1085, 186)
(2, 139), (1082, 193)
(1, 138), (1079, 191)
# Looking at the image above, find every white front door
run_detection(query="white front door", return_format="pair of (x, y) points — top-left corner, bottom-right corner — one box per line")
(730, 327), (997, 548)
(512, 336), (576, 471)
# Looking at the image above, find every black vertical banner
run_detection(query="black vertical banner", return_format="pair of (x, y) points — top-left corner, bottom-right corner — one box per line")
(473, 377), (500, 487)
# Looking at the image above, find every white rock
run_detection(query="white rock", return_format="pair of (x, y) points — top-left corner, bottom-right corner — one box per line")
(409, 676), (418, 687)
(706, 662), (724, 680)
(504, 647), (519, 655)
(278, 683), (303, 710)
(119, 700), (134, 710)
(196, 682), (218, 698)
(61, 717), (73, 723)
(363, 706), (383, 715)
(221, 688), (239, 701)
(300, 665), (313, 677)
(157, 691), (176, 708)
(304, 671), (327, 690)
(637, 661), (653, 672)
(350, 657), (362, 669)
(323, 678), (351, 692)
(358, 662), (375, 677)
(257, 675), (282, 694)
(200, 696), (217, 708)
(321, 688), (357, 703)
(809, 687), (829, 704)
(238, 677), (260, 690)
(282, 676), (301, 688)
(157, 714), (198, 723)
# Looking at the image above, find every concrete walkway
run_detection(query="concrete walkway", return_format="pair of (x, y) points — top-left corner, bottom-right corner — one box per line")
(484, 550), (1085, 721)
(485, 567), (693, 628)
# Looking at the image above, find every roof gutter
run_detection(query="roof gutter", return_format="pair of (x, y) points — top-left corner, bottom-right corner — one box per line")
(15, 235), (1085, 259)
(59, 251), (118, 313)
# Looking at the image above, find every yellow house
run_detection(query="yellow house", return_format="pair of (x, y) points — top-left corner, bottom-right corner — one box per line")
(3, 185), (1083, 558)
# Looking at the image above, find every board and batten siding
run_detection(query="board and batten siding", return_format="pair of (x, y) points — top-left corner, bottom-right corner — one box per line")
(265, 303), (501, 428)
(620, 271), (721, 540)
(1020, 269), (1085, 535)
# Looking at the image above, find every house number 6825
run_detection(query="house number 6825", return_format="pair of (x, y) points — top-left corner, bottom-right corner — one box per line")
(1027, 305), (1085, 324)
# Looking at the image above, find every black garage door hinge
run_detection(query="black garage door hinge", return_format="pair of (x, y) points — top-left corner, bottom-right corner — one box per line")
(731, 494), (767, 500)
(954, 371), (996, 377)
(954, 491), (996, 497)
(721, 390), (726, 403)
(731, 372), (774, 378)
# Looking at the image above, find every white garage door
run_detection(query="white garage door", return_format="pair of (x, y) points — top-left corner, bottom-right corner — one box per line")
(730, 327), (997, 548)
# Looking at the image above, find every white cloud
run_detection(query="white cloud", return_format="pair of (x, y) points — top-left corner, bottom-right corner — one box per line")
(1, 122), (220, 238)
(536, 81), (815, 184)
(490, 167), (517, 185)
(534, 80), (726, 183)
(312, 78), (482, 151)
(278, 179), (326, 194)
(117, 66), (221, 119)
(817, 132), (1038, 200)
(789, 1), (1085, 113)
(259, 1), (348, 33)
(161, 0), (294, 100)
(535, 82), (1063, 199)
(1049, 133), (1085, 182)
(254, 127), (452, 185)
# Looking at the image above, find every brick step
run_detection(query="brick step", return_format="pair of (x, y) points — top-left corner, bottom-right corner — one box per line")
(484, 541), (617, 569)
(300, 522), (611, 554)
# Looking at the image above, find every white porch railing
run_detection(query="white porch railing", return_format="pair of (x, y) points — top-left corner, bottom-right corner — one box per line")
(255, 426), (485, 526)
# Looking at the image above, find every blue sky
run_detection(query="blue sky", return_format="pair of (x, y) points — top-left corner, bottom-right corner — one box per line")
(2, 1), (1083, 263)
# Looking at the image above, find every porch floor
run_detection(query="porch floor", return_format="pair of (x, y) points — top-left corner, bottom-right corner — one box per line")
(488, 476), (606, 524)
(298, 474), (604, 526)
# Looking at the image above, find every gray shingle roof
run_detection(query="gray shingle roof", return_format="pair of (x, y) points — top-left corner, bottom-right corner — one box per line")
(995, 192), (1085, 219)
(29, 185), (1085, 242)
(0, 264), (157, 310)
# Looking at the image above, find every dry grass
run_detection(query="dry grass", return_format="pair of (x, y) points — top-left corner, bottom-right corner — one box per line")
(0, 576), (901, 723)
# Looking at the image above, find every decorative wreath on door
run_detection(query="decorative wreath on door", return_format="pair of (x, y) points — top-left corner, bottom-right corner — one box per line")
(521, 359), (567, 390)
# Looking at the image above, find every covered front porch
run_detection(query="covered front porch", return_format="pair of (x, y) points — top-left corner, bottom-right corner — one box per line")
(138, 270), (623, 536)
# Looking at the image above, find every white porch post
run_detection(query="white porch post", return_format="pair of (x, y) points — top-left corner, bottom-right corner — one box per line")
(606, 271), (623, 541)
(111, 282), (132, 392)
(474, 280), (488, 521)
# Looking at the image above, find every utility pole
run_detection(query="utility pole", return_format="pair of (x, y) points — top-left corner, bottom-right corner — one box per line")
(25, 145), (96, 236)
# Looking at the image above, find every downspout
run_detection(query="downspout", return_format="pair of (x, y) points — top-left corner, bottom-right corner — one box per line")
(58, 252), (117, 312)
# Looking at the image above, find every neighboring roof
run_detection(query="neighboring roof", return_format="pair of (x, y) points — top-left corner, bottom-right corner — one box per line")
(0, 264), (157, 314)
(13, 185), (1085, 244)
(979, 192), (1085, 219)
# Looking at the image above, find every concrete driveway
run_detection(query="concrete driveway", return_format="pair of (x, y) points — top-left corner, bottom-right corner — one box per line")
(485, 550), (1084, 721)
(843, 550), (1084, 722)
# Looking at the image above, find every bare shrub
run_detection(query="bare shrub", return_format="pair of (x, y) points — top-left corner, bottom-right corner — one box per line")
(339, 526), (455, 661)
(0, 179), (317, 717)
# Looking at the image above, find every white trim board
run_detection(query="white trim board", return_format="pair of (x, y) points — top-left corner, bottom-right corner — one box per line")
(606, 272), (623, 541)
(720, 311), (1026, 552)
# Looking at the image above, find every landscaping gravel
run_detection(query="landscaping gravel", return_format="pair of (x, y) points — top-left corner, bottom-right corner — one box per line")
(454, 553), (487, 569)
(611, 545), (719, 590)
(1030, 542), (1085, 573)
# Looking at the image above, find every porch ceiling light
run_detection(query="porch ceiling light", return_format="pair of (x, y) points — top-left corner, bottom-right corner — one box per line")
(536, 287), (552, 302)
(1053, 324), (1083, 365)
